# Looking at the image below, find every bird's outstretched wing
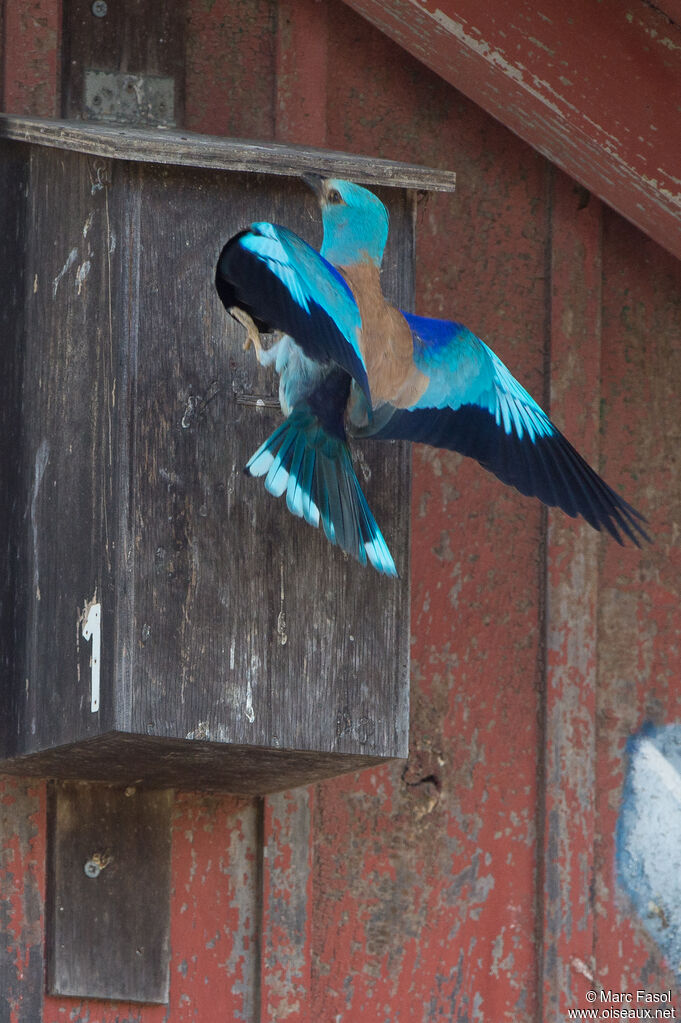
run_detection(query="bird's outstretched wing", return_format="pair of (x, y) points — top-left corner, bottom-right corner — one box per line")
(363, 312), (649, 546)
(216, 223), (371, 402)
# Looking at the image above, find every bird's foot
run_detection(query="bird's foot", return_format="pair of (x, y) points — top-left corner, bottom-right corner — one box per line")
(229, 306), (265, 360)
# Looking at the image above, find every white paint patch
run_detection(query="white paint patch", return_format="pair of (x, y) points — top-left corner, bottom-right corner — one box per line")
(277, 563), (287, 647)
(618, 725), (681, 976)
(186, 721), (210, 740)
(641, 173), (681, 206)
(52, 247), (78, 298)
(31, 440), (49, 597)
(76, 260), (92, 295)
(81, 599), (102, 713)
(82, 212), (95, 238)
(637, 738), (681, 804)
(245, 678), (255, 723)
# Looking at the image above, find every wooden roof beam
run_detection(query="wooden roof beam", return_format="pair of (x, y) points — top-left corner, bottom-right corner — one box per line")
(342, 0), (681, 260)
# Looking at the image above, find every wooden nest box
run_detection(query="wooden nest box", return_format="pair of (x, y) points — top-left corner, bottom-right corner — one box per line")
(0, 117), (456, 794)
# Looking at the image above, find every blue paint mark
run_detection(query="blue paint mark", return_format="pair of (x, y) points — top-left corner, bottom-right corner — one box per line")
(617, 722), (681, 976)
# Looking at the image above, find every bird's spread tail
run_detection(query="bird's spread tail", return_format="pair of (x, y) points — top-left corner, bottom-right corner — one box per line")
(245, 409), (397, 577)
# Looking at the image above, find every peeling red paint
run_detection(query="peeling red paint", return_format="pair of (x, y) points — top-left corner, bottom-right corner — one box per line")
(275, 0), (329, 147)
(261, 790), (313, 1021)
(596, 212), (681, 1003)
(0, 778), (46, 1022)
(2, 0), (60, 117)
(315, 18), (546, 1017)
(342, 0), (681, 264)
(165, 794), (260, 1022)
(184, 0), (276, 140)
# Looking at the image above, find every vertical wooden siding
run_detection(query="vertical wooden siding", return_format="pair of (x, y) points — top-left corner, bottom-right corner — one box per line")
(1, 0), (679, 1020)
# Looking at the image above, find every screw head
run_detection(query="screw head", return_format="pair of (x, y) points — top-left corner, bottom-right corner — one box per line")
(91, 0), (108, 16)
(84, 859), (101, 878)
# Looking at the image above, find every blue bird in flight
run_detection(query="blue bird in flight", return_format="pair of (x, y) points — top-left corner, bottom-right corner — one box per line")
(215, 176), (648, 574)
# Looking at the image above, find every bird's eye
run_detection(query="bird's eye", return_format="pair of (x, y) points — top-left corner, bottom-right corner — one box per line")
(328, 189), (343, 204)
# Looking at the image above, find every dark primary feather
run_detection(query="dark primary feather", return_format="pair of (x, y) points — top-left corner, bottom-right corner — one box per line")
(368, 403), (648, 545)
(355, 310), (649, 546)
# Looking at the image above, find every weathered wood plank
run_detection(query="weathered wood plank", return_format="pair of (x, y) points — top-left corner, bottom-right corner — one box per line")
(17, 144), (118, 753)
(541, 169), (601, 1017)
(0, 141), (29, 760)
(46, 781), (172, 1002)
(341, 0), (681, 260)
(0, 114), (457, 191)
(275, 0), (329, 147)
(261, 789), (313, 1022)
(169, 792), (261, 1019)
(1, 0), (60, 118)
(652, 1), (681, 23)
(0, 734), (387, 794)
(0, 778), (45, 1023)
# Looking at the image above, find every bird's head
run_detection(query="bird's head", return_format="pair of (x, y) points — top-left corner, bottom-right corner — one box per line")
(303, 174), (389, 269)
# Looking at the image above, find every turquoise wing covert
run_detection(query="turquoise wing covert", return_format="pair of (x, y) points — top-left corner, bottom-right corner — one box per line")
(362, 312), (649, 546)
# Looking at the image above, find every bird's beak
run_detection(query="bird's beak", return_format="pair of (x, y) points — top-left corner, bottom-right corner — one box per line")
(302, 172), (325, 198)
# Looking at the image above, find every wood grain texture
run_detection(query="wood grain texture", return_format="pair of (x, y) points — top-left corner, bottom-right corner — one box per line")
(46, 781), (172, 1003)
(0, 733), (388, 794)
(0, 141), (28, 760)
(15, 144), (118, 755)
(0, 114), (457, 191)
(128, 164), (410, 758)
(0, 139), (414, 791)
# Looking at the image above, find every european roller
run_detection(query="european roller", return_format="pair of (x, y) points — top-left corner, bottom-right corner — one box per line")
(215, 176), (648, 575)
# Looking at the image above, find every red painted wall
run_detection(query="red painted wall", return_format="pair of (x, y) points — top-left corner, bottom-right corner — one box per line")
(1, 0), (679, 1020)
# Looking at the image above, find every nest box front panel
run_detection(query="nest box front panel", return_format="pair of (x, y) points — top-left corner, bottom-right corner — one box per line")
(2, 141), (412, 787)
(128, 164), (411, 759)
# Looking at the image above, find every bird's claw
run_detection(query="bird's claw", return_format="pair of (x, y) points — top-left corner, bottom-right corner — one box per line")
(229, 306), (265, 359)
